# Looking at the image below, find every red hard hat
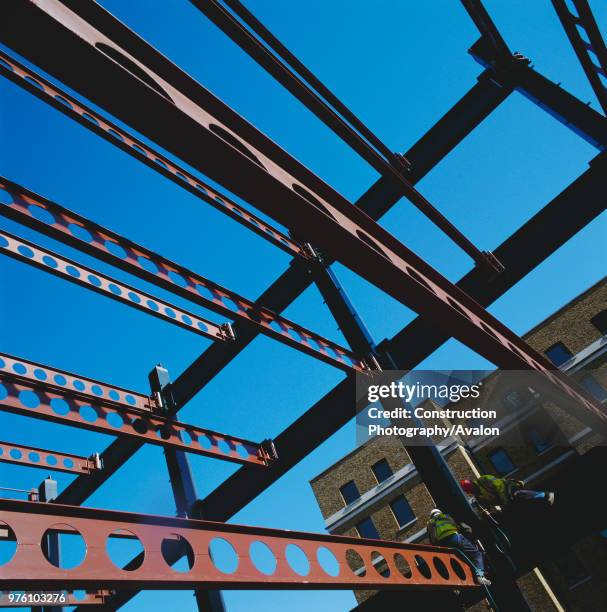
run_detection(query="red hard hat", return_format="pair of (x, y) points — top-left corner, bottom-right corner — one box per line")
(460, 479), (474, 494)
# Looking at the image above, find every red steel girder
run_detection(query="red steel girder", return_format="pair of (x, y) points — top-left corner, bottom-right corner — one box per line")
(0, 439), (99, 475)
(0, 229), (233, 344)
(0, 590), (112, 607)
(552, 0), (607, 114)
(0, 0), (602, 427)
(0, 354), (274, 467)
(0, 179), (369, 374)
(0, 49), (306, 260)
(0, 497), (477, 590)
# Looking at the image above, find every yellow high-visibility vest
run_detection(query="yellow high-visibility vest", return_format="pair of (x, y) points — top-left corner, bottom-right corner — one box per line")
(427, 512), (459, 543)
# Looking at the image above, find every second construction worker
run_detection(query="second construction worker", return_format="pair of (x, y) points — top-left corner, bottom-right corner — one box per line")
(461, 475), (555, 514)
(427, 508), (491, 586)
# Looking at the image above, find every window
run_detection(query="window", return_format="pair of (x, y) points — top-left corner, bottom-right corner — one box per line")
(590, 309), (607, 335)
(545, 342), (573, 367)
(580, 374), (607, 402)
(390, 495), (415, 528)
(356, 517), (380, 540)
(339, 480), (360, 505)
(488, 448), (515, 476)
(371, 458), (393, 484)
(526, 428), (552, 453)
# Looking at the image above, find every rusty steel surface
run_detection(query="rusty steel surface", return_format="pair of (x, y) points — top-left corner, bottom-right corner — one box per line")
(0, 357), (273, 467)
(0, 440), (98, 475)
(0, 178), (369, 374)
(1, 0), (604, 432)
(552, 0), (607, 114)
(0, 49), (306, 261)
(0, 498), (477, 590)
(0, 590), (112, 607)
(0, 229), (233, 344)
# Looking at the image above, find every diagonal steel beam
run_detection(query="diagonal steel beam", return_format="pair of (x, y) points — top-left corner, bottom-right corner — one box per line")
(0, 439), (100, 475)
(0, 353), (275, 467)
(0, 230), (233, 344)
(0, 49), (305, 260)
(0, 497), (478, 590)
(552, 0), (607, 115)
(0, 179), (368, 374)
(0, 0), (600, 422)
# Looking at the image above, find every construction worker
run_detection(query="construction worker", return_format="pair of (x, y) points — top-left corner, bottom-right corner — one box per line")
(460, 475), (554, 514)
(427, 508), (491, 586)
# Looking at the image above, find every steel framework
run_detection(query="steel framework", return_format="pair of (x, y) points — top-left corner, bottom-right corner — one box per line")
(0, 0), (604, 610)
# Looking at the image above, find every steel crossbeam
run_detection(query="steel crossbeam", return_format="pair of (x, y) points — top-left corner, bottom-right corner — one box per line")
(0, 440), (99, 475)
(0, 49), (305, 260)
(0, 0), (603, 427)
(0, 179), (369, 374)
(0, 230), (233, 344)
(552, 0), (607, 115)
(0, 498), (477, 590)
(0, 354), (275, 467)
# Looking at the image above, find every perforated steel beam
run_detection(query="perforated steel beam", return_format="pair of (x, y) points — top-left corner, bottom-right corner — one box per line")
(0, 440), (99, 475)
(0, 50), (305, 260)
(0, 353), (274, 467)
(0, 230), (232, 344)
(0, 178), (368, 374)
(0, 0), (602, 425)
(552, 0), (607, 115)
(0, 498), (477, 590)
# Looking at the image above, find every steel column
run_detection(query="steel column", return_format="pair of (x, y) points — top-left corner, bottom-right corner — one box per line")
(149, 365), (226, 612)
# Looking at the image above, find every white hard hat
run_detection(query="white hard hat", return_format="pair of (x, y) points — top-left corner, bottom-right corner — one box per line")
(430, 509), (442, 518)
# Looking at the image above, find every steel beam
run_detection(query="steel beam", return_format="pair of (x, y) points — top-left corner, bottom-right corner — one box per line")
(0, 354), (275, 467)
(0, 50), (305, 260)
(552, 0), (607, 115)
(0, 230), (233, 345)
(0, 440), (99, 475)
(189, 0), (498, 270)
(0, 498), (477, 590)
(0, 178), (369, 374)
(0, 1), (601, 424)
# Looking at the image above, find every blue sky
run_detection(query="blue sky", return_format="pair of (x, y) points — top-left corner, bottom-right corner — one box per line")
(0, 1), (606, 610)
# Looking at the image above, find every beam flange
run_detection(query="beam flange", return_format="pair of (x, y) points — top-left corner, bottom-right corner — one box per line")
(0, 498), (477, 590)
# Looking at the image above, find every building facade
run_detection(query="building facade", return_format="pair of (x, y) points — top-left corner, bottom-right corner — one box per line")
(310, 277), (607, 610)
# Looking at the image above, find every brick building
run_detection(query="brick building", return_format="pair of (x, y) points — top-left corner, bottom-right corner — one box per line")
(310, 277), (607, 610)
